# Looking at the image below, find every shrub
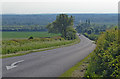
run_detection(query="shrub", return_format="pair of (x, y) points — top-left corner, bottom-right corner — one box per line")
(28, 36), (34, 40)
(85, 28), (120, 78)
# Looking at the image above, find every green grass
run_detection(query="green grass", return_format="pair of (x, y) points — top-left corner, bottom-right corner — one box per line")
(2, 31), (61, 39)
(60, 51), (93, 77)
(2, 37), (62, 54)
(2, 36), (80, 54)
(2, 31), (80, 58)
(1, 36), (80, 58)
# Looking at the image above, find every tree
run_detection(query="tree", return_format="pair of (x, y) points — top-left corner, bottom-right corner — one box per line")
(66, 27), (77, 40)
(46, 14), (76, 40)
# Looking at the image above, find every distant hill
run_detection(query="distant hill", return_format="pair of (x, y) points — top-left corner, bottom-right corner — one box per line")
(2, 14), (118, 26)
(1, 14), (117, 31)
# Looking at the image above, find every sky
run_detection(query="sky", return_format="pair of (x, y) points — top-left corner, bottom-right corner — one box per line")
(0, 0), (120, 14)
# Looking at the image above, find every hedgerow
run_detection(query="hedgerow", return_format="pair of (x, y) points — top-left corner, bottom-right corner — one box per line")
(85, 27), (120, 78)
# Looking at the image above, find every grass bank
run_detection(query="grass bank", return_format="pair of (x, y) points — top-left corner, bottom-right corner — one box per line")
(2, 36), (80, 58)
(60, 51), (93, 77)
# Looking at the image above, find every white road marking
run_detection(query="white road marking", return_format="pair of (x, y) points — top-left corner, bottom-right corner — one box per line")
(6, 60), (24, 70)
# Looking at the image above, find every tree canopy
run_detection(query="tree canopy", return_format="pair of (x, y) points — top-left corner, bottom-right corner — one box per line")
(46, 14), (76, 40)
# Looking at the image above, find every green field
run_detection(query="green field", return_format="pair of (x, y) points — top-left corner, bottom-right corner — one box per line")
(2, 36), (80, 55)
(2, 31), (61, 39)
(2, 31), (80, 55)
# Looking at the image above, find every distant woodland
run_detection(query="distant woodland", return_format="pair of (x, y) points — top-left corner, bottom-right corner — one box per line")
(1, 14), (117, 31)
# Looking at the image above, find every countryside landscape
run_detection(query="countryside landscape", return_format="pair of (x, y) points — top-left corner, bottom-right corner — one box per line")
(1, 0), (120, 79)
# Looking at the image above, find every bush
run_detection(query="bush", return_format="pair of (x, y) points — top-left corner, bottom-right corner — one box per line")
(85, 28), (120, 78)
(83, 33), (98, 41)
(66, 27), (77, 40)
(28, 36), (34, 40)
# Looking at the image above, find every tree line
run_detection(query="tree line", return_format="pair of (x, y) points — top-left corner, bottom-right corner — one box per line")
(2, 14), (117, 26)
(2, 25), (47, 31)
(76, 20), (114, 40)
(2, 14), (117, 32)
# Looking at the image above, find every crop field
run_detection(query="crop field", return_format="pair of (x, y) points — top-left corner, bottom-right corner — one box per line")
(2, 37), (79, 55)
(2, 31), (79, 55)
(2, 31), (61, 39)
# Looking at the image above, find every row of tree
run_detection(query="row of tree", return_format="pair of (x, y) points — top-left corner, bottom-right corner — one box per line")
(2, 25), (46, 31)
(2, 14), (117, 26)
(76, 20), (111, 35)
(75, 20), (115, 41)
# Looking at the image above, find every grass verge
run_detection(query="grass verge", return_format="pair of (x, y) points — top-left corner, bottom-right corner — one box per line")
(1, 36), (80, 58)
(60, 51), (94, 77)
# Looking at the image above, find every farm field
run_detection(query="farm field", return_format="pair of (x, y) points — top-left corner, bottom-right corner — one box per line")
(2, 31), (61, 40)
(2, 31), (80, 55)
(2, 35), (80, 55)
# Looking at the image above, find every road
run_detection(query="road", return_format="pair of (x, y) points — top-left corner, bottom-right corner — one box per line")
(2, 35), (96, 77)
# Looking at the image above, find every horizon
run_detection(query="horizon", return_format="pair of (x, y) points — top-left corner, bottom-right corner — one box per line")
(1, 13), (118, 15)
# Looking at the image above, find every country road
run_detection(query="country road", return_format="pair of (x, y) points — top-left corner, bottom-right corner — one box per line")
(2, 35), (96, 77)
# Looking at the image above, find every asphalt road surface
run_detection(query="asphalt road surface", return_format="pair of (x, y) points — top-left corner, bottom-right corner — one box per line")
(2, 35), (96, 77)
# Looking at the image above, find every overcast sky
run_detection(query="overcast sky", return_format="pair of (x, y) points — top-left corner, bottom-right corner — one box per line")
(1, 0), (120, 14)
